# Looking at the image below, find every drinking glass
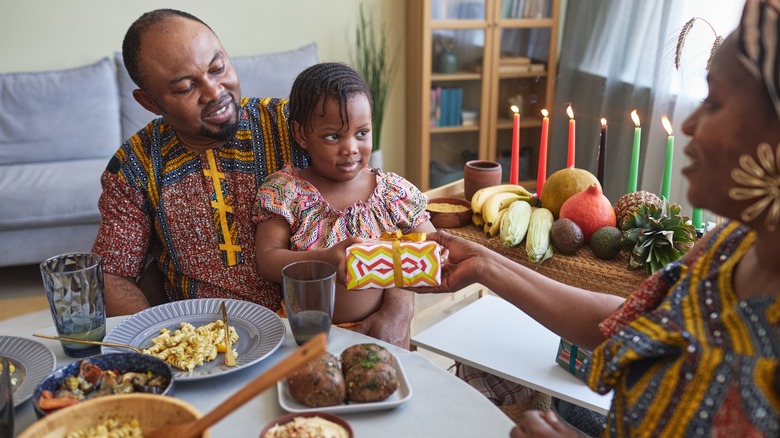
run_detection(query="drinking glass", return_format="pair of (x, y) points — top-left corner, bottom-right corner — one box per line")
(282, 261), (336, 346)
(40, 253), (106, 358)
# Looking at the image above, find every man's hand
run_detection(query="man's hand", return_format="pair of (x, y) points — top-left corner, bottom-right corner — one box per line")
(353, 288), (414, 349)
(511, 410), (580, 438)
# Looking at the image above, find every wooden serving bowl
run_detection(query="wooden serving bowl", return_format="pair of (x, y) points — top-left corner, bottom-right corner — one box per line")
(427, 197), (472, 228)
(260, 412), (353, 438)
(19, 393), (210, 437)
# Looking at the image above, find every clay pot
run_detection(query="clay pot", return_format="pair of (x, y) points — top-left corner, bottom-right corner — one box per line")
(463, 160), (502, 202)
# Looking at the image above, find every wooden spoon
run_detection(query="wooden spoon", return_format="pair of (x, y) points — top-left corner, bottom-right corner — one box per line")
(145, 332), (326, 438)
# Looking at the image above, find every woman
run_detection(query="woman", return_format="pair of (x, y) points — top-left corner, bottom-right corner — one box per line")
(421, 1), (780, 435)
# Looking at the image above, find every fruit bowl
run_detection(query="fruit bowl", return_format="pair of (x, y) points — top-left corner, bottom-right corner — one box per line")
(426, 197), (472, 228)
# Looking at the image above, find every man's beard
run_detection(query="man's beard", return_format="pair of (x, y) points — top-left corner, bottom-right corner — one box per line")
(200, 100), (240, 143)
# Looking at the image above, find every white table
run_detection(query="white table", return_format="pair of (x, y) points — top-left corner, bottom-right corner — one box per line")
(412, 295), (612, 415)
(14, 317), (514, 437)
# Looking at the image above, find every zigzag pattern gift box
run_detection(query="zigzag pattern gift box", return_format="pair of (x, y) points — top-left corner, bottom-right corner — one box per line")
(346, 231), (441, 290)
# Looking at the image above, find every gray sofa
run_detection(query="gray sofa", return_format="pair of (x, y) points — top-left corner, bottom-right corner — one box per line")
(0, 43), (317, 267)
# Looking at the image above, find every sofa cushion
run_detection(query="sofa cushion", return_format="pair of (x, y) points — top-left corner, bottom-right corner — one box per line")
(115, 43), (318, 141)
(0, 159), (106, 230)
(0, 57), (121, 165)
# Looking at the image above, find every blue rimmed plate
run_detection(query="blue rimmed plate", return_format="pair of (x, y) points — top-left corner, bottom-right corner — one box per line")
(102, 298), (285, 381)
(0, 336), (56, 407)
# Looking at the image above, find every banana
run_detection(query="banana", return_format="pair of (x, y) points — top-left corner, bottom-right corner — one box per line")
(484, 208), (507, 238)
(483, 192), (528, 226)
(472, 213), (485, 227)
(471, 184), (533, 214)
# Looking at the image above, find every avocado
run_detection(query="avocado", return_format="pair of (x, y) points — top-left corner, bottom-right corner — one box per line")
(550, 218), (584, 255)
(590, 226), (623, 259)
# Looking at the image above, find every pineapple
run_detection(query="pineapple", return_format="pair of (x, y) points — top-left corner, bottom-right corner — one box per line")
(622, 202), (697, 274)
(614, 191), (662, 229)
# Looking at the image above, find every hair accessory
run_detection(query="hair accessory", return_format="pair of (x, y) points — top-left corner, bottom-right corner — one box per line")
(729, 142), (780, 231)
(736, 0), (780, 120)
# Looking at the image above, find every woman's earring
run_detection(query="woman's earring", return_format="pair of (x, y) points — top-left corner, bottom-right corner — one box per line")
(729, 142), (780, 232)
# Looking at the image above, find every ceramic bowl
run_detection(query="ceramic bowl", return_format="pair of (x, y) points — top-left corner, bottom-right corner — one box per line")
(19, 393), (209, 438)
(259, 412), (353, 438)
(427, 197), (472, 228)
(33, 352), (174, 418)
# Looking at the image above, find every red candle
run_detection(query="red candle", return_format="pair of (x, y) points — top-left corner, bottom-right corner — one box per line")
(566, 104), (575, 168)
(510, 105), (520, 184)
(597, 118), (607, 186)
(537, 109), (549, 195)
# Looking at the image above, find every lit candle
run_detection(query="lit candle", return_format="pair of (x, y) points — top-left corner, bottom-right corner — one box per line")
(660, 116), (674, 201)
(628, 110), (642, 193)
(597, 118), (607, 187)
(510, 105), (520, 185)
(692, 208), (702, 230)
(537, 109), (549, 195)
(566, 104), (575, 168)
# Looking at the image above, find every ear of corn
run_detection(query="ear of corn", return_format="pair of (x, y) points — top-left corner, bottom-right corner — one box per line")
(500, 200), (532, 247)
(526, 208), (554, 263)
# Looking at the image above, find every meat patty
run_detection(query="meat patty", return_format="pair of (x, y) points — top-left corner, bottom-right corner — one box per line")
(286, 352), (346, 407)
(345, 361), (398, 402)
(340, 343), (392, 372)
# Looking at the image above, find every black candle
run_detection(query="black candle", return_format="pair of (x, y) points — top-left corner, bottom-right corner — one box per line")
(597, 118), (607, 187)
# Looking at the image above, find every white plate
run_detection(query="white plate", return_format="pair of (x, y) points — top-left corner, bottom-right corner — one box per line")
(102, 298), (285, 381)
(277, 350), (412, 414)
(0, 336), (56, 407)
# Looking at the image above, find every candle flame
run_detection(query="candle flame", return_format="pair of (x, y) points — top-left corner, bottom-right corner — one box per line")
(601, 118), (607, 127)
(631, 110), (640, 127)
(661, 116), (673, 135)
(541, 109), (549, 117)
(566, 104), (574, 119)
(511, 105), (519, 114)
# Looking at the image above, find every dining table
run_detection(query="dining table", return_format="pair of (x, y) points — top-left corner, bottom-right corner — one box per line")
(12, 315), (516, 437)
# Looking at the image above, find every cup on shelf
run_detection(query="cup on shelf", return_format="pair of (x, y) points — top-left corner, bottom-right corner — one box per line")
(464, 160), (503, 203)
(39, 253), (106, 358)
(282, 260), (336, 346)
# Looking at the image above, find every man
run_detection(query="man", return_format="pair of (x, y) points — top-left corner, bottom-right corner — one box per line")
(93, 9), (414, 347)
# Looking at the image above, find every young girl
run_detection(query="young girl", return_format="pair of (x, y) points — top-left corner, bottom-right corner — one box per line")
(253, 63), (435, 348)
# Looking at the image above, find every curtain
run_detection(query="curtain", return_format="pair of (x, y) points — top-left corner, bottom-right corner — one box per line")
(552, 0), (742, 217)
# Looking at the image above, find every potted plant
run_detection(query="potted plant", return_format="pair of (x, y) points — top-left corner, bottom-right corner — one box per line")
(349, 3), (399, 168)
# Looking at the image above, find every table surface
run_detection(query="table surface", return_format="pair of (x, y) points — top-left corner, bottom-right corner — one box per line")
(412, 295), (612, 415)
(13, 317), (514, 437)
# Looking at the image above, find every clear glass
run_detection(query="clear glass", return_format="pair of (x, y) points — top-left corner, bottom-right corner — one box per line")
(40, 253), (106, 358)
(282, 261), (336, 346)
(431, 0), (486, 20)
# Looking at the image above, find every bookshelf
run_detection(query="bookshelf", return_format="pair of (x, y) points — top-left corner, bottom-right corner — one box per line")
(405, 0), (560, 192)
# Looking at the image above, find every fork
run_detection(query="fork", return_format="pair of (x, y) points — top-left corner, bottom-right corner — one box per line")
(32, 334), (144, 353)
(220, 302), (236, 367)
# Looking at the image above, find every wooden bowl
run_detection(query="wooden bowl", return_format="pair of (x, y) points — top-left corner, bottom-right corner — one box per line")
(18, 393), (209, 438)
(427, 197), (472, 228)
(259, 411), (353, 438)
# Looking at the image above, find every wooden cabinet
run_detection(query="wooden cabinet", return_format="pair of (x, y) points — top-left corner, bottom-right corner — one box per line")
(405, 0), (560, 192)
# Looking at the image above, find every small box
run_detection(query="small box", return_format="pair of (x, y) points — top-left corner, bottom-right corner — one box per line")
(345, 235), (441, 290)
(555, 338), (592, 383)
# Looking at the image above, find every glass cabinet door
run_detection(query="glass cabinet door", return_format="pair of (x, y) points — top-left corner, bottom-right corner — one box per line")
(429, 28), (487, 188)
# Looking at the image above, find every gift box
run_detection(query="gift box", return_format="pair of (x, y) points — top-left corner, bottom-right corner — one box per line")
(555, 338), (592, 384)
(345, 231), (441, 290)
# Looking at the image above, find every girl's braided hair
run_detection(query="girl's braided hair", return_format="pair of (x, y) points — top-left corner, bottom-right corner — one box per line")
(288, 62), (373, 135)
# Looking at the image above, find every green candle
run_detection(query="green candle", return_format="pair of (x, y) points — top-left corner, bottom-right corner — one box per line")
(660, 116), (674, 201)
(627, 110), (641, 193)
(692, 208), (702, 229)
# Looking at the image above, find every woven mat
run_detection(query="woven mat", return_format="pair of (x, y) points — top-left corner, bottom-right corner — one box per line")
(445, 226), (647, 299)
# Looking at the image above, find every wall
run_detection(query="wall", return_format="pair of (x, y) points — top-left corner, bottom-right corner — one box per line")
(0, 0), (407, 174)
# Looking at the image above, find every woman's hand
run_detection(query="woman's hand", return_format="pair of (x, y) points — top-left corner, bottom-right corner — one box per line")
(511, 410), (580, 437)
(411, 231), (497, 293)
